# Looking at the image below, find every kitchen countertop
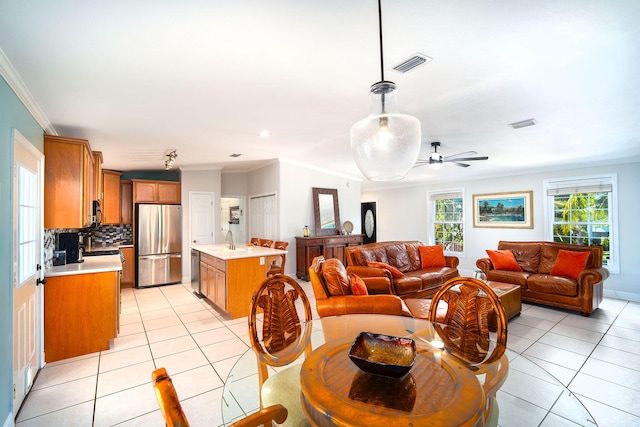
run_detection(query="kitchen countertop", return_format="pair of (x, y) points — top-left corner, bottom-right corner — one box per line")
(192, 243), (286, 260)
(46, 254), (122, 277)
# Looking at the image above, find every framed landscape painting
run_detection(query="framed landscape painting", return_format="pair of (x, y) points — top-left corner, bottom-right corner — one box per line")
(473, 191), (533, 228)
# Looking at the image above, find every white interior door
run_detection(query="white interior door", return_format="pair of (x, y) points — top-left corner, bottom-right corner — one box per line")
(250, 193), (277, 240)
(12, 130), (43, 413)
(190, 192), (215, 246)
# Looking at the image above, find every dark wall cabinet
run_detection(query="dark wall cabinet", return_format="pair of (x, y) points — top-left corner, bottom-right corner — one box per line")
(296, 234), (363, 281)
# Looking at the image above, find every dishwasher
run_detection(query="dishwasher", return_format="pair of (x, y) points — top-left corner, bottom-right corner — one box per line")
(190, 249), (203, 298)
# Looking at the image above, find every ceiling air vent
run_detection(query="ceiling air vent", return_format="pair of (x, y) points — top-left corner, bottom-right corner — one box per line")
(229, 153), (242, 158)
(392, 53), (432, 74)
(509, 119), (536, 129)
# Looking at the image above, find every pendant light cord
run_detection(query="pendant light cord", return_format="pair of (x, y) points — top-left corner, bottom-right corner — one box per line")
(378, 0), (385, 82)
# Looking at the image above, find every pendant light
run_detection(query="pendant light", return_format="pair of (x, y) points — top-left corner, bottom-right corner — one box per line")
(350, 0), (421, 181)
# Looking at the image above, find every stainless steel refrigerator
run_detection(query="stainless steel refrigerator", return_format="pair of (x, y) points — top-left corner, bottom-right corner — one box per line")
(136, 204), (182, 287)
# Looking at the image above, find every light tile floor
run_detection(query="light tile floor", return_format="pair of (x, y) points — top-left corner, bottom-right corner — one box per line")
(15, 280), (640, 427)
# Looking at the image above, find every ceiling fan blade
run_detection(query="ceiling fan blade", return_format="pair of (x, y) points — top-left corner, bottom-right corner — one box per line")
(443, 156), (489, 162)
(442, 151), (477, 161)
(451, 161), (471, 167)
(413, 161), (429, 168)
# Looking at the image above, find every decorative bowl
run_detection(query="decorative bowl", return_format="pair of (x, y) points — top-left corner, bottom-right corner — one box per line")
(348, 332), (416, 378)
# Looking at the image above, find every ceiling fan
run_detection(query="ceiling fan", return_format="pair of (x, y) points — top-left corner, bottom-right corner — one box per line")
(414, 141), (489, 168)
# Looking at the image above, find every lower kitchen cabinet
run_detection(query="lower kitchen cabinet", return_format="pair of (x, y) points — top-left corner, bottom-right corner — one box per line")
(44, 270), (120, 362)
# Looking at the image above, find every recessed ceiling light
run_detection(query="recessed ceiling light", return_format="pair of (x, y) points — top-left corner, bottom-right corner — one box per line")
(259, 131), (270, 138)
(229, 153), (242, 158)
(509, 119), (536, 129)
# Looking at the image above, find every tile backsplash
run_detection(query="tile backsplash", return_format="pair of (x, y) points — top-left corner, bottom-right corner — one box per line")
(44, 224), (133, 269)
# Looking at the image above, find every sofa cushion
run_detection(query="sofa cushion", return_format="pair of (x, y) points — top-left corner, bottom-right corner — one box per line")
(350, 273), (368, 295)
(550, 250), (590, 279)
(385, 243), (413, 272)
(419, 245), (446, 268)
(404, 242), (423, 271)
(322, 258), (352, 296)
(367, 261), (404, 278)
(527, 274), (578, 296)
(512, 248), (540, 273)
(391, 275), (423, 295)
(486, 249), (523, 272)
(538, 245), (559, 274)
(486, 270), (529, 288)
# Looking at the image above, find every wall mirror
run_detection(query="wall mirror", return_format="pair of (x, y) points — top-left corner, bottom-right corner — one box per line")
(312, 187), (340, 236)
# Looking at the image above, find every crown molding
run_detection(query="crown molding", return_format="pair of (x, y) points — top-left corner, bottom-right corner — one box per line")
(0, 47), (56, 135)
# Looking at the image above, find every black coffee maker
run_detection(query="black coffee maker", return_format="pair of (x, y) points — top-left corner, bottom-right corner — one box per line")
(58, 232), (83, 263)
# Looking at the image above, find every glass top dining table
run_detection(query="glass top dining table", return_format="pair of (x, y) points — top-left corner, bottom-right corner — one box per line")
(221, 314), (596, 426)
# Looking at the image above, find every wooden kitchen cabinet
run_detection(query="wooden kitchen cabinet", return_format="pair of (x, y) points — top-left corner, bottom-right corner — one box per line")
(102, 170), (122, 224)
(200, 253), (227, 311)
(93, 151), (103, 201)
(120, 246), (134, 286)
(131, 179), (181, 204)
(44, 135), (95, 228)
(44, 271), (120, 362)
(120, 180), (133, 224)
(295, 234), (364, 281)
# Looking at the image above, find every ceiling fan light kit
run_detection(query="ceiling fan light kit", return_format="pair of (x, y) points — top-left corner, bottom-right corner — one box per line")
(350, 0), (421, 182)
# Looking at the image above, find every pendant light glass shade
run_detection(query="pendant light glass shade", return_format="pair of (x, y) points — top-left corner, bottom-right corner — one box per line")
(351, 81), (421, 181)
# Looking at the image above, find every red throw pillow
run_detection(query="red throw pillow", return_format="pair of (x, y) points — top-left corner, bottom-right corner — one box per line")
(367, 261), (405, 278)
(419, 245), (446, 268)
(550, 250), (590, 279)
(350, 273), (368, 295)
(486, 249), (523, 272)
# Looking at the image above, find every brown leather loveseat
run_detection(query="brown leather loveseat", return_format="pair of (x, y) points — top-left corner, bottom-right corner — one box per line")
(345, 241), (460, 299)
(476, 241), (609, 316)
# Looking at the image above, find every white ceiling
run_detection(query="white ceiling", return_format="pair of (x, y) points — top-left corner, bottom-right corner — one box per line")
(1, 0), (639, 191)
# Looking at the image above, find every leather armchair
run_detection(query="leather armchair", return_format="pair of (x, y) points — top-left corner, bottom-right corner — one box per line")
(308, 256), (412, 318)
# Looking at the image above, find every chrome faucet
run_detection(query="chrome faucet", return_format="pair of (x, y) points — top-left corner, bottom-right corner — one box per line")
(225, 230), (235, 250)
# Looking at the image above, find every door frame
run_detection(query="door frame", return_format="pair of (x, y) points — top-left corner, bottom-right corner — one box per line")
(12, 129), (45, 414)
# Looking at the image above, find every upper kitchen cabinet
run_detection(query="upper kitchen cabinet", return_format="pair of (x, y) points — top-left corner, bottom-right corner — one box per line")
(120, 180), (133, 224)
(102, 170), (122, 224)
(44, 135), (96, 229)
(131, 179), (181, 204)
(93, 151), (103, 202)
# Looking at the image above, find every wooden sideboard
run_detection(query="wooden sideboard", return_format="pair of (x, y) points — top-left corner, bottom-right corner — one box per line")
(296, 234), (363, 281)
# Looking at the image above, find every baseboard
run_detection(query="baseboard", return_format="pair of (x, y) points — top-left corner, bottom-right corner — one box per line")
(3, 411), (15, 427)
(604, 289), (640, 303)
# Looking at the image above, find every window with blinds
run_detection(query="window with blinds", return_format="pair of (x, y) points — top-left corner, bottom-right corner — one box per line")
(545, 174), (617, 270)
(429, 190), (464, 254)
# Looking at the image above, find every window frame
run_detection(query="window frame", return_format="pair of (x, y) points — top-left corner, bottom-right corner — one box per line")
(543, 173), (619, 274)
(427, 188), (465, 257)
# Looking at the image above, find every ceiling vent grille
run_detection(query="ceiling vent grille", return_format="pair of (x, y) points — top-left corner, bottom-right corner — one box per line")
(229, 153), (242, 158)
(509, 119), (536, 129)
(392, 53), (432, 73)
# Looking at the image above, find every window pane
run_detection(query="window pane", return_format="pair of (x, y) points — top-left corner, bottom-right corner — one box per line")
(433, 197), (463, 253)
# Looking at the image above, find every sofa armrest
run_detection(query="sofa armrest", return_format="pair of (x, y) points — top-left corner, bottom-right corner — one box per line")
(476, 257), (494, 274)
(578, 267), (610, 289)
(445, 256), (460, 268)
(315, 295), (405, 318)
(346, 266), (393, 294)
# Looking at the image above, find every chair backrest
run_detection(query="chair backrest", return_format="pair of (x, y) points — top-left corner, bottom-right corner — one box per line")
(151, 368), (190, 427)
(152, 367), (288, 427)
(258, 238), (273, 248)
(308, 256), (330, 301)
(429, 277), (507, 365)
(267, 241), (289, 276)
(250, 237), (260, 246)
(248, 274), (313, 404)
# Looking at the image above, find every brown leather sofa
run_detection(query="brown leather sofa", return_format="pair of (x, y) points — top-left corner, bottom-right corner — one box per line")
(476, 241), (609, 316)
(308, 256), (447, 319)
(345, 241), (460, 299)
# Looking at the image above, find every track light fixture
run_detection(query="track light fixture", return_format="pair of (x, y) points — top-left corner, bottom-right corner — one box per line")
(165, 150), (177, 170)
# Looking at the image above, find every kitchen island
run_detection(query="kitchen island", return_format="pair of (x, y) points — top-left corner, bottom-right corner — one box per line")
(44, 255), (122, 362)
(192, 244), (286, 319)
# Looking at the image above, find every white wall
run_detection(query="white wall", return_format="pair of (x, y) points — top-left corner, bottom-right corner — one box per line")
(363, 161), (640, 302)
(180, 168), (221, 283)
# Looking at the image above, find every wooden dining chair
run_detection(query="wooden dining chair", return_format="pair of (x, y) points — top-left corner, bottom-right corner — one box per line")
(428, 277), (509, 426)
(250, 237), (260, 246)
(267, 241), (289, 276)
(152, 367), (288, 427)
(249, 274), (313, 425)
(258, 238), (273, 248)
